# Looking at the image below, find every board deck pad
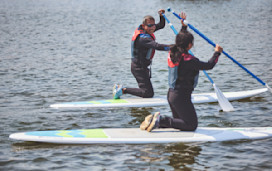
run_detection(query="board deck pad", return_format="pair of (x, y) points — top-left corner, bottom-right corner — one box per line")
(9, 127), (272, 144)
(50, 88), (268, 108)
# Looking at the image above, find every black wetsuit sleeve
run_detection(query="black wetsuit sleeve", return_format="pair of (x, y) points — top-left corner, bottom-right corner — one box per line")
(155, 16), (165, 31)
(138, 36), (170, 51)
(186, 52), (221, 70)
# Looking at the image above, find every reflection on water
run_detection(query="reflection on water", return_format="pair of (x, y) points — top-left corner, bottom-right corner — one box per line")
(128, 107), (153, 126)
(137, 143), (202, 170)
(11, 141), (203, 170)
(237, 96), (267, 103)
(11, 142), (66, 152)
(165, 143), (202, 169)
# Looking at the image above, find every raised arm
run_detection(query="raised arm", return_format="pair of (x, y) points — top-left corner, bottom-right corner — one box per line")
(155, 9), (166, 31)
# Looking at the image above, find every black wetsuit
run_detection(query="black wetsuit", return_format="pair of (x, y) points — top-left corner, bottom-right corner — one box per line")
(159, 27), (221, 131)
(124, 16), (169, 98)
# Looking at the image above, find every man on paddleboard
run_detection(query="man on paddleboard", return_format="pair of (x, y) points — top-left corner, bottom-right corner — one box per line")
(113, 9), (170, 99)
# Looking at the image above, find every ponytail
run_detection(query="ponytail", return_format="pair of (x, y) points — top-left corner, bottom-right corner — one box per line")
(169, 30), (194, 64)
(170, 44), (185, 63)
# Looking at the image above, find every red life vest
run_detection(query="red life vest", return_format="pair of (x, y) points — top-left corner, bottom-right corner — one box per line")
(131, 26), (156, 60)
(168, 52), (195, 67)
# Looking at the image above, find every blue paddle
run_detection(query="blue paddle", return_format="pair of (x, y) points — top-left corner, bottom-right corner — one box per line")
(162, 13), (234, 111)
(168, 7), (272, 93)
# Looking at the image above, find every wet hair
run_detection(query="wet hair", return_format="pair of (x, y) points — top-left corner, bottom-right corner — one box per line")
(170, 30), (194, 63)
(142, 15), (155, 25)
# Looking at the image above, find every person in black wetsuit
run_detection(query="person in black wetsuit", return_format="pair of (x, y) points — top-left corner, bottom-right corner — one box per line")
(113, 9), (170, 99)
(140, 12), (223, 132)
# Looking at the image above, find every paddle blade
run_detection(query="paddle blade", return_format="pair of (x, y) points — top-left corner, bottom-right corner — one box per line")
(213, 84), (234, 112)
(266, 84), (272, 93)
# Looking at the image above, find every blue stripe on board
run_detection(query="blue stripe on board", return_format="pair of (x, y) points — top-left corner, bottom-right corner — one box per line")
(26, 131), (63, 137)
(26, 130), (86, 137)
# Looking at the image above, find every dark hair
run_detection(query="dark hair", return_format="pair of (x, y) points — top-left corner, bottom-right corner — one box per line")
(142, 15), (155, 25)
(170, 30), (194, 63)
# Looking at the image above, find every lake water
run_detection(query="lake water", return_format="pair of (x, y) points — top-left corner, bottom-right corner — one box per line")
(1, 0), (272, 170)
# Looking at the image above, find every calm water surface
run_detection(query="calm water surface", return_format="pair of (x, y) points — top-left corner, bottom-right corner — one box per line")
(1, 0), (272, 170)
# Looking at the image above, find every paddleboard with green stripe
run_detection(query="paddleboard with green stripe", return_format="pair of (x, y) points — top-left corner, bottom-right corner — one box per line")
(50, 88), (267, 109)
(9, 127), (272, 144)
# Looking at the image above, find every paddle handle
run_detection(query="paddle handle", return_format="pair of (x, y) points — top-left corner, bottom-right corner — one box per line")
(168, 8), (269, 87)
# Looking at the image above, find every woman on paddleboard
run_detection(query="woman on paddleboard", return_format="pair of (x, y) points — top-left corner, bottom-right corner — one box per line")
(141, 12), (223, 132)
(113, 9), (170, 99)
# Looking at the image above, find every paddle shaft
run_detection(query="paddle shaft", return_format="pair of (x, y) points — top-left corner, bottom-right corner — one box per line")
(162, 13), (214, 84)
(169, 9), (267, 86)
(162, 13), (234, 111)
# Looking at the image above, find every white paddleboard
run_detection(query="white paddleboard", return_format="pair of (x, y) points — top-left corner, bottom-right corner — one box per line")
(50, 88), (267, 108)
(9, 127), (272, 144)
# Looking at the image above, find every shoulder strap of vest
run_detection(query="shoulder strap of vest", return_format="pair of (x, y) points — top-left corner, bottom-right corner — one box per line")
(132, 25), (155, 41)
(182, 53), (195, 61)
(168, 52), (196, 67)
